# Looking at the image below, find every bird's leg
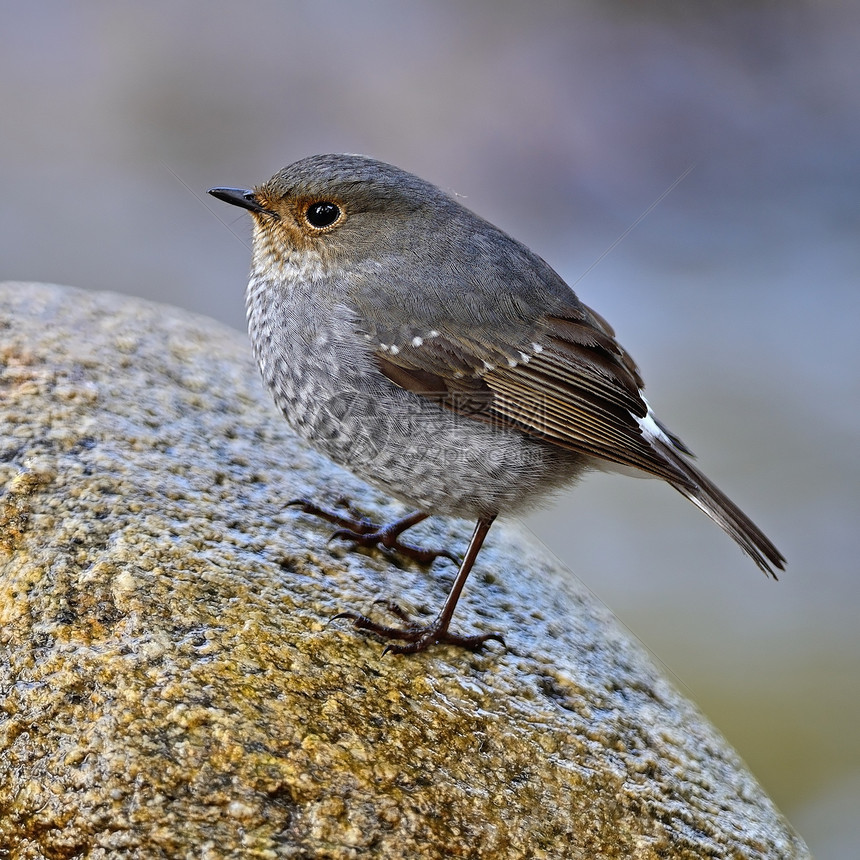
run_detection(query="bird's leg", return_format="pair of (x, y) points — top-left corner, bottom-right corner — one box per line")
(288, 499), (457, 564)
(335, 516), (504, 654)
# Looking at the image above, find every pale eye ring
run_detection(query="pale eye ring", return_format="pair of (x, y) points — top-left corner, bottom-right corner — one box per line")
(305, 201), (342, 229)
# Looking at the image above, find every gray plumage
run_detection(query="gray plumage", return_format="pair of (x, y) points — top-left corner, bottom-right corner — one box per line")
(209, 154), (784, 652)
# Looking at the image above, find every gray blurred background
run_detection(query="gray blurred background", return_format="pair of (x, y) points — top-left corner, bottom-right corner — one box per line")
(2, 1), (857, 854)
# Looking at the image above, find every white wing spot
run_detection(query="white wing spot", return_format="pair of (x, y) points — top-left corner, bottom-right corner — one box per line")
(481, 361), (496, 372)
(428, 329), (440, 338)
(507, 357), (518, 367)
(389, 344), (400, 355)
(633, 395), (673, 447)
(411, 336), (424, 347)
(531, 342), (544, 354)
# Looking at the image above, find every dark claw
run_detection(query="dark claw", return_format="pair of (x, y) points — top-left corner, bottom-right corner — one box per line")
(287, 498), (376, 535)
(288, 500), (458, 565)
(383, 630), (505, 656)
(328, 526), (457, 565)
(332, 608), (505, 655)
(371, 598), (410, 621)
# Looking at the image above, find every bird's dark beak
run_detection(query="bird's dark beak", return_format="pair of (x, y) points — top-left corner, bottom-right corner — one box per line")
(208, 187), (277, 217)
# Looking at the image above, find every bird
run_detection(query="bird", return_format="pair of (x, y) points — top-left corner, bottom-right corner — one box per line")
(208, 153), (785, 654)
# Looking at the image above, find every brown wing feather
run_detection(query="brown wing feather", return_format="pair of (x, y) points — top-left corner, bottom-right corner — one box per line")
(484, 360), (687, 483)
(373, 308), (691, 485)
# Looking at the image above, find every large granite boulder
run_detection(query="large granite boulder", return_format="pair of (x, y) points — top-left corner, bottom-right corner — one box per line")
(0, 282), (809, 858)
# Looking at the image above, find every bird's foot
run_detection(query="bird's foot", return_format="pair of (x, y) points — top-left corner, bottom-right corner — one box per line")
(333, 601), (505, 655)
(288, 499), (458, 565)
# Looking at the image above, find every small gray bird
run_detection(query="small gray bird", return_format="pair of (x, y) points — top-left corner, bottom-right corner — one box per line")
(209, 154), (784, 654)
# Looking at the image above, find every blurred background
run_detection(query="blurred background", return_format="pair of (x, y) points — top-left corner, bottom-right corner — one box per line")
(1, 1), (857, 854)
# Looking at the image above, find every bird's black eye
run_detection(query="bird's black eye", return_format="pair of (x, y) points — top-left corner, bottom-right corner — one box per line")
(305, 201), (341, 229)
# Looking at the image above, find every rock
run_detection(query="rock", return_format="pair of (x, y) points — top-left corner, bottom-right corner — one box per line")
(0, 282), (809, 859)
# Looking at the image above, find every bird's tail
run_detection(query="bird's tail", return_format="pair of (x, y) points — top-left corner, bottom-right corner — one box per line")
(657, 440), (786, 578)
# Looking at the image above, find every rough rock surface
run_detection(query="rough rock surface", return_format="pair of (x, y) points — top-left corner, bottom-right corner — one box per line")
(0, 282), (809, 859)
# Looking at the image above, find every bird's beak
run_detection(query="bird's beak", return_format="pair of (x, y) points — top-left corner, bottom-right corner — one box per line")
(208, 187), (277, 217)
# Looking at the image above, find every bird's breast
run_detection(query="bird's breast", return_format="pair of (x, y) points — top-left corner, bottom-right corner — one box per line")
(244, 270), (586, 518)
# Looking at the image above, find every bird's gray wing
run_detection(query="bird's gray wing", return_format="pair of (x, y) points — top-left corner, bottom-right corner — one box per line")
(370, 300), (690, 484)
(367, 299), (785, 576)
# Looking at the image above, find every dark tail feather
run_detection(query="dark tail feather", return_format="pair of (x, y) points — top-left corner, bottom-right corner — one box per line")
(657, 442), (786, 578)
